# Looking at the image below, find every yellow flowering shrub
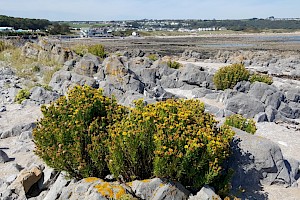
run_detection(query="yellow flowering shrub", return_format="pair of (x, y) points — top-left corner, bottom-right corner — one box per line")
(213, 63), (250, 90)
(33, 85), (235, 193)
(107, 100), (156, 180)
(33, 85), (127, 179)
(108, 99), (235, 190)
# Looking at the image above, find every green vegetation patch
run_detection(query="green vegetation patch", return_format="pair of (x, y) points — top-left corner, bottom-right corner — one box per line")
(224, 114), (257, 134)
(33, 85), (235, 194)
(213, 63), (250, 90)
(250, 73), (273, 85)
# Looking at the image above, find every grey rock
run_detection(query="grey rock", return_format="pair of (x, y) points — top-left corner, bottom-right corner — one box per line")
(254, 112), (268, 122)
(248, 82), (276, 101)
(38, 165), (58, 190)
(233, 81), (251, 93)
(73, 53), (100, 77)
(265, 106), (277, 122)
(43, 172), (70, 200)
(131, 178), (190, 200)
(178, 64), (211, 87)
(49, 70), (97, 95)
(189, 185), (221, 200)
(120, 91), (156, 107)
(29, 87), (59, 105)
(0, 106), (6, 112)
(226, 93), (265, 118)
(191, 88), (213, 98)
(18, 131), (32, 140)
(6, 175), (17, 184)
(159, 73), (184, 88)
(204, 92), (219, 100)
(286, 88), (300, 103)
(0, 150), (9, 163)
(229, 128), (298, 193)
(264, 91), (285, 109)
(278, 103), (297, 119)
(217, 89), (239, 104)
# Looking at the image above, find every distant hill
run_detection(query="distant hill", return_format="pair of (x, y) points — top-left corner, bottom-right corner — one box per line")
(0, 15), (51, 30)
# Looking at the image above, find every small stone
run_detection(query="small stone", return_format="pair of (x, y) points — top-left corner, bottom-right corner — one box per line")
(0, 150), (10, 163)
(0, 106), (6, 112)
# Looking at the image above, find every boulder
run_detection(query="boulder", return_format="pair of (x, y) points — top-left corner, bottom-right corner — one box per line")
(131, 178), (190, 200)
(9, 166), (43, 195)
(228, 128), (299, 195)
(233, 81), (251, 93)
(49, 70), (97, 95)
(59, 178), (126, 200)
(226, 93), (265, 118)
(188, 185), (221, 200)
(248, 82), (276, 101)
(1, 122), (36, 139)
(262, 91), (285, 109)
(73, 53), (101, 77)
(0, 150), (9, 163)
(286, 88), (300, 103)
(43, 172), (70, 200)
(29, 86), (59, 105)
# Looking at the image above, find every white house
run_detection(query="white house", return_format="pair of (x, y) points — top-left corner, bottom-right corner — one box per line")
(0, 27), (14, 32)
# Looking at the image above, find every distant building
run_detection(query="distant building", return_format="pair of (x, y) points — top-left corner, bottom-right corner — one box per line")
(80, 27), (113, 38)
(0, 27), (14, 32)
(132, 31), (139, 37)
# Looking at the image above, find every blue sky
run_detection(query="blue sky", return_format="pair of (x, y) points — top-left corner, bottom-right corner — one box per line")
(0, 0), (299, 21)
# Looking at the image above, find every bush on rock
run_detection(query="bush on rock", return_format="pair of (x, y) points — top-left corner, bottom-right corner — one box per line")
(108, 99), (235, 190)
(33, 85), (235, 193)
(224, 114), (257, 134)
(213, 63), (250, 90)
(250, 73), (273, 85)
(33, 85), (126, 179)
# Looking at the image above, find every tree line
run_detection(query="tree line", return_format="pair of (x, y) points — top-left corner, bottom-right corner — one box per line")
(0, 15), (70, 35)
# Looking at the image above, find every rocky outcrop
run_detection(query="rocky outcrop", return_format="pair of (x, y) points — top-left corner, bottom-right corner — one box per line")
(228, 128), (299, 198)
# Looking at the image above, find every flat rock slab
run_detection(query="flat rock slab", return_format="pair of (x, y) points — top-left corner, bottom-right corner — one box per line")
(263, 185), (300, 200)
(256, 121), (300, 162)
(0, 104), (42, 132)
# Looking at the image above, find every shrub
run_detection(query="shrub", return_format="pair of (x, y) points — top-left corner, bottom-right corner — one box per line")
(108, 99), (235, 191)
(72, 44), (107, 59)
(33, 85), (127, 179)
(213, 63), (250, 90)
(148, 54), (158, 61)
(151, 99), (234, 190)
(167, 60), (182, 69)
(107, 100), (156, 181)
(72, 44), (88, 57)
(249, 73), (273, 85)
(15, 89), (30, 103)
(88, 44), (107, 59)
(224, 114), (257, 134)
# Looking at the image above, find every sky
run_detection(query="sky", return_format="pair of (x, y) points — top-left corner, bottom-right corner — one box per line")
(0, 0), (299, 21)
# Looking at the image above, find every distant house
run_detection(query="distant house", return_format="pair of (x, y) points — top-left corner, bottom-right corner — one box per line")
(132, 31), (139, 37)
(80, 27), (113, 38)
(0, 27), (14, 32)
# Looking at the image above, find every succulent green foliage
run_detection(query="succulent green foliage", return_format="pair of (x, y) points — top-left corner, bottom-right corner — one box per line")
(224, 114), (257, 134)
(250, 73), (273, 85)
(213, 63), (250, 90)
